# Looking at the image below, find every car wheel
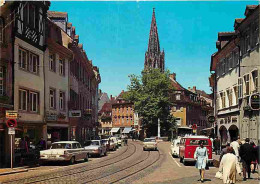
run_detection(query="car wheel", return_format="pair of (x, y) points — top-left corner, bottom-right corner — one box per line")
(70, 156), (75, 165)
(84, 154), (88, 162)
(143, 148), (146, 151)
(183, 160), (187, 166)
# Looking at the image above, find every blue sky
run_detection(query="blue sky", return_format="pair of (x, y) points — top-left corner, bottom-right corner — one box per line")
(50, 1), (258, 97)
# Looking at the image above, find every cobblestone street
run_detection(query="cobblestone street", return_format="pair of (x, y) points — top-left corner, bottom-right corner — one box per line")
(0, 141), (259, 184)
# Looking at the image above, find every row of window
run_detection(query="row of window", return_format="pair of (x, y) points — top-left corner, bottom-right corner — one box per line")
(112, 107), (133, 113)
(19, 47), (39, 74)
(216, 49), (239, 78)
(217, 69), (258, 109)
(70, 89), (92, 111)
(240, 18), (259, 56)
(49, 88), (65, 111)
(18, 89), (39, 112)
(49, 54), (65, 76)
(70, 60), (92, 88)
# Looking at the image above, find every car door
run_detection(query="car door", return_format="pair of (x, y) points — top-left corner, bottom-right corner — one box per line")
(77, 143), (85, 159)
(71, 143), (79, 161)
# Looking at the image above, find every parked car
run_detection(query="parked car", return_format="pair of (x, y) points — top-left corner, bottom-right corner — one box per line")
(39, 141), (88, 165)
(179, 135), (213, 165)
(84, 140), (107, 157)
(103, 139), (116, 151)
(143, 138), (158, 151)
(110, 137), (119, 148)
(170, 138), (181, 157)
(101, 139), (110, 152)
(117, 137), (122, 146)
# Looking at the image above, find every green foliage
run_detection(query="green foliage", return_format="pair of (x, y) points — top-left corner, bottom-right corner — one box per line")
(123, 68), (176, 136)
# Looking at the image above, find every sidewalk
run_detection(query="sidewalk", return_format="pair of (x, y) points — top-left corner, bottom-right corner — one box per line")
(0, 167), (28, 176)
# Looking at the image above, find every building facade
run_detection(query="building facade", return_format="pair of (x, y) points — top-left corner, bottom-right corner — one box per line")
(170, 73), (213, 135)
(210, 5), (259, 144)
(235, 5), (259, 144)
(111, 91), (135, 135)
(44, 19), (73, 145)
(144, 8), (165, 72)
(210, 33), (240, 144)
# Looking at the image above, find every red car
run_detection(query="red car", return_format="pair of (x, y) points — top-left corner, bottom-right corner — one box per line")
(179, 136), (213, 165)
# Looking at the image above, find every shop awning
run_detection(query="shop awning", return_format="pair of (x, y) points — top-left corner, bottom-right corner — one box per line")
(110, 127), (120, 133)
(122, 127), (132, 133)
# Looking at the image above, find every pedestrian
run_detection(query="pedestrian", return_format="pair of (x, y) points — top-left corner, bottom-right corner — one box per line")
(250, 141), (257, 173)
(230, 137), (240, 158)
(37, 137), (46, 150)
(218, 147), (241, 184)
(213, 136), (221, 155)
(19, 137), (29, 165)
(220, 143), (235, 162)
(239, 138), (254, 181)
(194, 140), (208, 183)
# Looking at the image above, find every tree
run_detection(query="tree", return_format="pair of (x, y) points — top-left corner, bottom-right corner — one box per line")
(123, 68), (176, 137)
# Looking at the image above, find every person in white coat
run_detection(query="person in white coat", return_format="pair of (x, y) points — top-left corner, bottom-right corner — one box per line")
(219, 147), (241, 184)
(230, 138), (240, 158)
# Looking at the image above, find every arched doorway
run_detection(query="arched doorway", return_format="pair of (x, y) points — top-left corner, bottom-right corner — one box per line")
(228, 124), (239, 142)
(219, 125), (228, 146)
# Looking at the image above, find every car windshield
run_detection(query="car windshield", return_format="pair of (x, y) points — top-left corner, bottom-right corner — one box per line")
(189, 139), (208, 145)
(144, 139), (156, 142)
(91, 141), (100, 146)
(51, 143), (71, 149)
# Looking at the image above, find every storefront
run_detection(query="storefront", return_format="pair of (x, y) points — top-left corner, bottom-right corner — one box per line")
(47, 123), (69, 148)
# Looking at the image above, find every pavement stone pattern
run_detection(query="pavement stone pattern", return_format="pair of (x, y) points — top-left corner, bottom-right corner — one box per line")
(0, 141), (259, 184)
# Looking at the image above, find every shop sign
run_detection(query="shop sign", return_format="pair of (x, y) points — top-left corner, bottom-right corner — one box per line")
(6, 111), (18, 119)
(207, 115), (215, 123)
(8, 127), (15, 135)
(249, 93), (260, 110)
(69, 110), (81, 118)
(46, 114), (57, 121)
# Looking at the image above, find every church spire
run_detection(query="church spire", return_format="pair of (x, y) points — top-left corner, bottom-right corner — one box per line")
(144, 8), (165, 72)
(148, 8), (160, 54)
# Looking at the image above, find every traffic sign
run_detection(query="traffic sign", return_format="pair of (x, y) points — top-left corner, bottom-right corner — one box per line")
(192, 124), (197, 130)
(8, 127), (15, 135)
(207, 115), (216, 123)
(249, 93), (260, 110)
(6, 111), (18, 119)
(6, 119), (17, 128)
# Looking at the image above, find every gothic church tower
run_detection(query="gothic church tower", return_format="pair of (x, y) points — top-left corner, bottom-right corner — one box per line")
(144, 8), (165, 72)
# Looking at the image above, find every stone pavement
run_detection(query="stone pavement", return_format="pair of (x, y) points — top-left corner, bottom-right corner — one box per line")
(0, 167), (28, 176)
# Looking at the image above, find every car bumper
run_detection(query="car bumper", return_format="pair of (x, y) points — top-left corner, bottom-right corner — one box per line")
(40, 156), (71, 162)
(87, 150), (101, 155)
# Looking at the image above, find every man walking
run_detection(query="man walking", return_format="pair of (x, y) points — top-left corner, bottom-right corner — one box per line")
(213, 136), (221, 155)
(239, 138), (254, 181)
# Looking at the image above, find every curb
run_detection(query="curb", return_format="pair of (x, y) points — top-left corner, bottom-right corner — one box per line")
(0, 168), (28, 176)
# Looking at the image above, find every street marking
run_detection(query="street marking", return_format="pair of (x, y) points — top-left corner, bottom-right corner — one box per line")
(169, 152), (181, 168)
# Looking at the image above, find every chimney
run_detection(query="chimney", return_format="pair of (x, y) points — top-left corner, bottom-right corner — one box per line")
(169, 73), (176, 80)
(98, 89), (102, 94)
(193, 86), (196, 92)
(110, 95), (113, 100)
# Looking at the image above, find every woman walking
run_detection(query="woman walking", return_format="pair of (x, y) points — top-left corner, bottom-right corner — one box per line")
(218, 147), (241, 184)
(194, 140), (208, 183)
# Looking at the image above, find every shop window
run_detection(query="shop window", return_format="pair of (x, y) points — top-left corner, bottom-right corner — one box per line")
(49, 88), (56, 109)
(49, 54), (56, 72)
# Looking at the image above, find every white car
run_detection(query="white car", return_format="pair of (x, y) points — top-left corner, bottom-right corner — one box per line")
(40, 141), (88, 164)
(84, 140), (107, 157)
(143, 138), (158, 151)
(110, 137), (119, 148)
(170, 138), (180, 157)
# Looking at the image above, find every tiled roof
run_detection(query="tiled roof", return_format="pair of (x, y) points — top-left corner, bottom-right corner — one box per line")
(47, 11), (67, 18)
(235, 18), (244, 24)
(196, 90), (212, 99)
(218, 32), (236, 37)
(169, 77), (184, 91)
(99, 102), (112, 114)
